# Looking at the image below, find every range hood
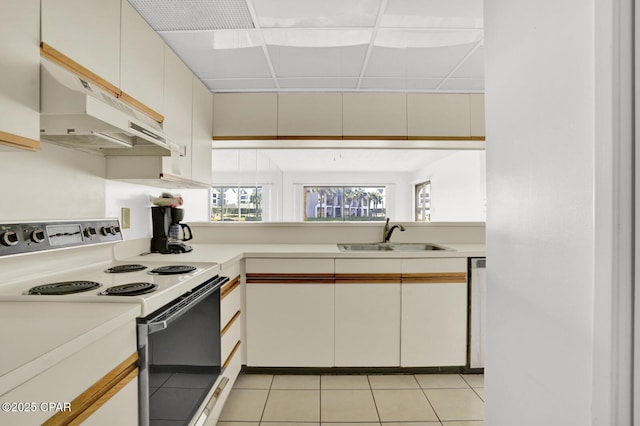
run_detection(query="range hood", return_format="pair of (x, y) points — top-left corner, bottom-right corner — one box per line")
(40, 58), (174, 156)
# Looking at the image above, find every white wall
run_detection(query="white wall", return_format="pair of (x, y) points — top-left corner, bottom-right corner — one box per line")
(0, 142), (106, 221)
(485, 0), (595, 425)
(412, 151), (486, 222)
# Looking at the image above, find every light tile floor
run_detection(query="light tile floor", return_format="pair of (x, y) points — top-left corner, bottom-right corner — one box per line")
(218, 373), (484, 426)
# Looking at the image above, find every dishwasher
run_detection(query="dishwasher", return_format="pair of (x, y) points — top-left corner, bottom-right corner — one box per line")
(469, 257), (486, 369)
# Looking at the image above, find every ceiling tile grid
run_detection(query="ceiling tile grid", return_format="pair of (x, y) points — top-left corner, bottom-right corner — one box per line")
(134, 0), (484, 93)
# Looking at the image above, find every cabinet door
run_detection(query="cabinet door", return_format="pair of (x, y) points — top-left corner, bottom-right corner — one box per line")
(120, 0), (165, 115)
(342, 93), (407, 138)
(0, 0), (40, 150)
(407, 94), (471, 138)
(401, 258), (468, 367)
(245, 258), (334, 367)
(41, 0), (121, 87)
(334, 259), (401, 366)
(470, 94), (486, 138)
(278, 93), (342, 137)
(246, 283), (334, 367)
(191, 77), (213, 184)
(213, 93), (277, 138)
(162, 47), (193, 179)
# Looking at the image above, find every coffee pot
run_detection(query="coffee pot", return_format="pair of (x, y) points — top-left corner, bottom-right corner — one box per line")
(151, 206), (193, 254)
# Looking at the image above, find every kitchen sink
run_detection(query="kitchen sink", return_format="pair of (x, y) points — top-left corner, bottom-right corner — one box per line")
(337, 243), (448, 252)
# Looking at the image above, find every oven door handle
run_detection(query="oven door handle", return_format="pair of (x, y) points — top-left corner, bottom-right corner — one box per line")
(145, 276), (228, 335)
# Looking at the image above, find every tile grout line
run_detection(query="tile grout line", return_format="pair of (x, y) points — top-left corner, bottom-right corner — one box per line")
(417, 374), (443, 425)
(366, 375), (383, 425)
(258, 374), (275, 424)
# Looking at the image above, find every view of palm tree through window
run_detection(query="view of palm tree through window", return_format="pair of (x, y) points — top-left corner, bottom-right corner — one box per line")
(304, 186), (386, 221)
(211, 186), (262, 221)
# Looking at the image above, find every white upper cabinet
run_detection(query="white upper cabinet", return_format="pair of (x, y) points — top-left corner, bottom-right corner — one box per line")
(470, 94), (486, 138)
(278, 93), (342, 137)
(191, 77), (213, 185)
(41, 0), (121, 87)
(120, 0), (165, 116)
(342, 93), (407, 138)
(162, 47), (193, 179)
(213, 93), (277, 138)
(407, 93), (471, 138)
(0, 0), (40, 151)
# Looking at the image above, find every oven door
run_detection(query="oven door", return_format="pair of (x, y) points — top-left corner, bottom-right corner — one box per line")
(137, 275), (229, 426)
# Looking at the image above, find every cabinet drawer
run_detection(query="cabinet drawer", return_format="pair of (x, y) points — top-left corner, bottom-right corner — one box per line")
(221, 312), (242, 364)
(221, 276), (241, 327)
(246, 258), (334, 275)
(401, 258), (467, 274)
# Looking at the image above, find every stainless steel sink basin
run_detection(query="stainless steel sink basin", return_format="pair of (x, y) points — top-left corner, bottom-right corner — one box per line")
(337, 243), (448, 252)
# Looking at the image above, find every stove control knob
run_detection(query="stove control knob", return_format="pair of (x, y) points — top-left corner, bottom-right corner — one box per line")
(1, 231), (19, 246)
(84, 227), (97, 239)
(30, 229), (46, 243)
(100, 226), (115, 236)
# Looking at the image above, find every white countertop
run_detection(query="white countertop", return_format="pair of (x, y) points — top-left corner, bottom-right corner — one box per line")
(126, 243), (486, 268)
(0, 302), (140, 396)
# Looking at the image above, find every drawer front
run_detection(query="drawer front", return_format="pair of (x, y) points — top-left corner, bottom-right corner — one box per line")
(221, 312), (242, 364)
(221, 276), (241, 327)
(246, 258), (333, 274)
(401, 258), (467, 274)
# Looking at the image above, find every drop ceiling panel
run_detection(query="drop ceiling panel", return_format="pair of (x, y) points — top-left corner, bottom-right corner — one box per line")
(360, 78), (441, 91)
(128, 0), (254, 30)
(450, 45), (484, 79)
(278, 78), (359, 90)
(381, 0), (483, 28)
(268, 45), (369, 77)
(203, 79), (277, 91)
(253, 0), (383, 28)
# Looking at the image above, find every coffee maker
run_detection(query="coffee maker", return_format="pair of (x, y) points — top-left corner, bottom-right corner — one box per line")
(151, 206), (193, 254)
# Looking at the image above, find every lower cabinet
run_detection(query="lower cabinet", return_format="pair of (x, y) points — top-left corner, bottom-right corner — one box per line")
(334, 259), (401, 367)
(0, 322), (138, 426)
(245, 258), (334, 367)
(401, 258), (468, 367)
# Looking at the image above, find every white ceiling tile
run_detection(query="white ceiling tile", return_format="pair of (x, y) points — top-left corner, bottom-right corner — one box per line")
(129, 0), (254, 30)
(451, 45), (484, 78)
(381, 0), (483, 28)
(268, 45), (368, 77)
(438, 78), (484, 91)
(203, 79), (277, 91)
(278, 78), (359, 90)
(360, 78), (441, 91)
(161, 31), (271, 79)
(262, 29), (372, 47)
(252, 0), (382, 28)
(374, 29), (482, 48)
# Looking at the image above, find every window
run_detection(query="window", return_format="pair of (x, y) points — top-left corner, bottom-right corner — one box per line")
(415, 181), (431, 222)
(211, 186), (262, 221)
(304, 186), (386, 222)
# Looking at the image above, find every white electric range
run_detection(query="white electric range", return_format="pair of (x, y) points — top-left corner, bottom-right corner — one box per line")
(0, 219), (221, 316)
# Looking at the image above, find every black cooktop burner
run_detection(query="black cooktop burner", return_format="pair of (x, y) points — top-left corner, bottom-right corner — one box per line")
(105, 264), (148, 273)
(149, 265), (197, 275)
(100, 282), (158, 296)
(27, 281), (102, 295)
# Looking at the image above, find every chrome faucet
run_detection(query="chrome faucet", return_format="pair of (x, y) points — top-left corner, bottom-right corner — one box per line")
(382, 218), (405, 243)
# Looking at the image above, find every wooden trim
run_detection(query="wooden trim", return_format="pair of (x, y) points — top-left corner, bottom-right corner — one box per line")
(335, 273), (401, 284)
(213, 135), (278, 140)
(223, 340), (241, 369)
(277, 135), (343, 140)
(118, 91), (165, 124)
(40, 42), (121, 98)
(342, 135), (408, 140)
(0, 131), (40, 151)
(43, 352), (138, 426)
(221, 310), (241, 336)
(402, 272), (467, 283)
(221, 276), (241, 300)
(246, 273), (334, 284)
(213, 135), (485, 141)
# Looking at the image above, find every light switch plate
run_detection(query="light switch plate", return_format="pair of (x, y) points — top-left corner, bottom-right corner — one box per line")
(121, 208), (131, 229)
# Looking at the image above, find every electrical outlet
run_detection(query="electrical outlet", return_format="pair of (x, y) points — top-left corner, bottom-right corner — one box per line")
(121, 208), (131, 229)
